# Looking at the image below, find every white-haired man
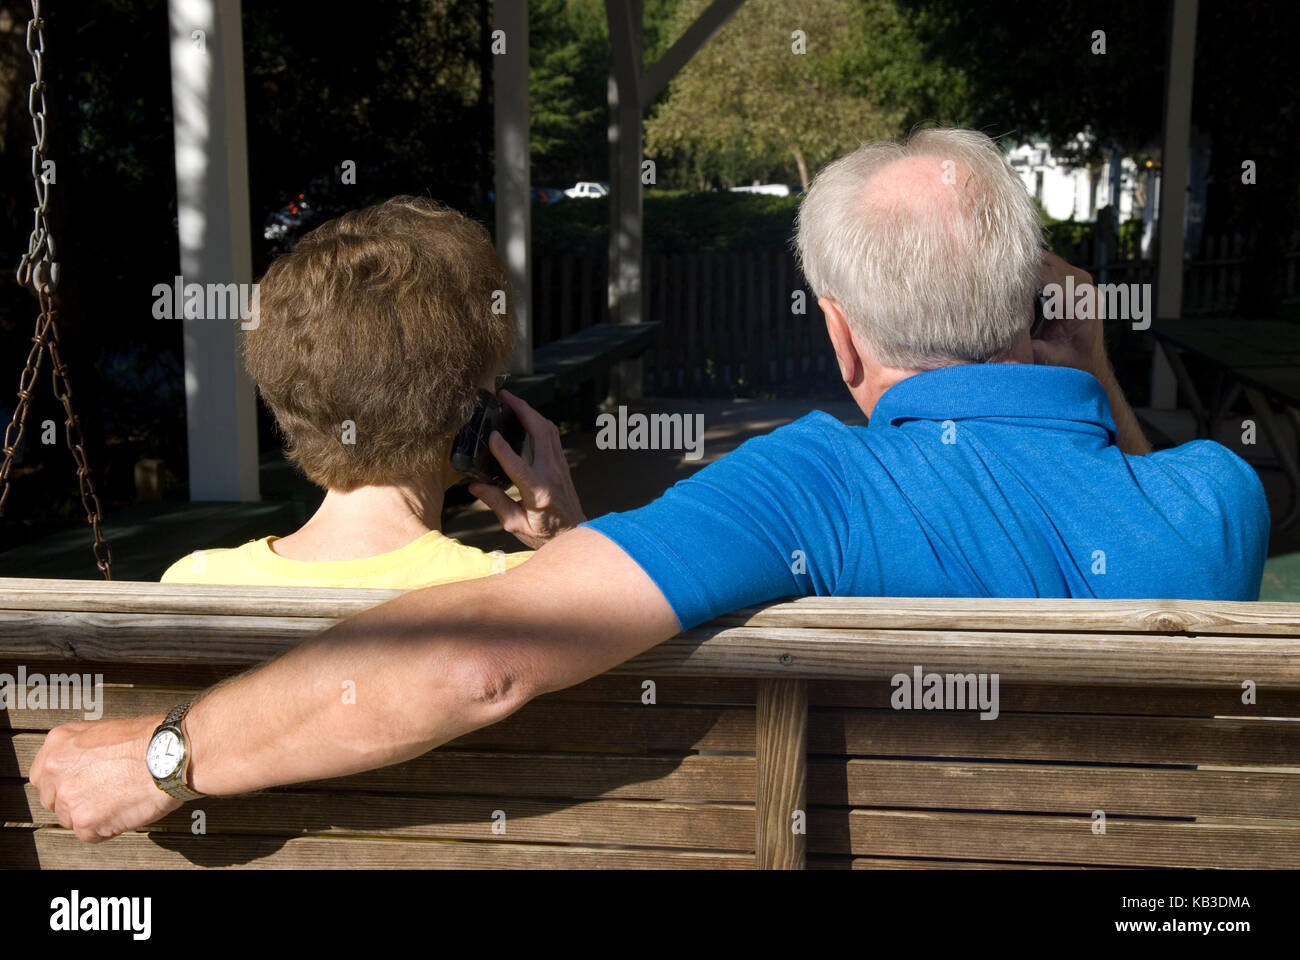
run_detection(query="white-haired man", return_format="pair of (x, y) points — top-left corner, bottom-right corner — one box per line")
(33, 129), (1268, 841)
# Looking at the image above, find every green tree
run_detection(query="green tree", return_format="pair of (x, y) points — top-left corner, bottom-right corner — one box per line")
(645, 0), (956, 190)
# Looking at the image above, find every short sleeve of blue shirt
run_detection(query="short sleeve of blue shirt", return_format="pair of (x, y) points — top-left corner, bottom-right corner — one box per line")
(583, 413), (853, 630)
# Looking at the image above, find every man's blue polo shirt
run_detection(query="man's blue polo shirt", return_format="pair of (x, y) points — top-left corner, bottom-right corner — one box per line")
(583, 363), (1270, 630)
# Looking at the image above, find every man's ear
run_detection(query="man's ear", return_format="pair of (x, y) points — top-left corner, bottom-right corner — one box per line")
(820, 297), (864, 388)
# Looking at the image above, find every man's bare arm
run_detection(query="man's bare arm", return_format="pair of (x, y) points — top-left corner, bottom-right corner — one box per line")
(1091, 357), (1152, 456)
(31, 527), (679, 839)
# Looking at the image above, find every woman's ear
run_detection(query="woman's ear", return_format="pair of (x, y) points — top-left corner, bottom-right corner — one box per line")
(820, 297), (864, 387)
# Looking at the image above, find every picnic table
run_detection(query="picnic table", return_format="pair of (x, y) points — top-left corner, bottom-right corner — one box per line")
(1150, 318), (1300, 527)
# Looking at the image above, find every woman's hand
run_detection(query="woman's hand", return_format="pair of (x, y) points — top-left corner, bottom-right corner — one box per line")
(469, 389), (587, 549)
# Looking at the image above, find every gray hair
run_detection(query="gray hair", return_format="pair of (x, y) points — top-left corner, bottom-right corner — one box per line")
(795, 128), (1043, 369)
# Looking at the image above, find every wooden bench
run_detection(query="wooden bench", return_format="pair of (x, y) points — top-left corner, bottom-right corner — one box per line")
(507, 321), (660, 407)
(2, 578), (1299, 869)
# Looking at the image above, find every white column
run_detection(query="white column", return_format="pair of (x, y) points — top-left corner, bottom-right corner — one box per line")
(168, 0), (259, 500)
(494, 0), (532, 374)
(1151, 0), (1199, 409)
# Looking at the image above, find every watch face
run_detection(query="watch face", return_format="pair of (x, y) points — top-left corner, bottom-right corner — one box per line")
(147, 729), (183, 779)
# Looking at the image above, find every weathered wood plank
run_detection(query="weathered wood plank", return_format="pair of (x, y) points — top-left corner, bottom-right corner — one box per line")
(0, 662), (759, 706)
(10, 662), (1294, 719)
(0, 827), (752, 870)
(0, 578), (403, 615)
(720, 596), (1300, 635)
(808, 809), (1300, 868)
(808, 758), (1300, 819)
(3, 782), (753, 851)
(809, 710), (1300, 767)
(808, 679), (1300, 717)
(9, 614), (1296, 686)
(0, 685), (757, 752)
(6, 735), (755, 801)
(756, 679), (806, 869)
(828, 857), (1126, 870)
(6, 579), (1300, 636)
(647, 626), (1300, 686)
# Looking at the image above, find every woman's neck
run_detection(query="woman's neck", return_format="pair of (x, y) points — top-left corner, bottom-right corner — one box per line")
(270, 480), (445, 562)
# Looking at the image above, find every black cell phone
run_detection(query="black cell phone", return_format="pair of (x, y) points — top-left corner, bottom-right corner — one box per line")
(451, 389), (527, 487)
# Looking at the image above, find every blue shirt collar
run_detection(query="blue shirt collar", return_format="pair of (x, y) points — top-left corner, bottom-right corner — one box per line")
(869, 363), (1118, 443)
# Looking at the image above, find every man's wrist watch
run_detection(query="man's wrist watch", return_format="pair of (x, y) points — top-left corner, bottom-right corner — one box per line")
(146, 701), (204, 802)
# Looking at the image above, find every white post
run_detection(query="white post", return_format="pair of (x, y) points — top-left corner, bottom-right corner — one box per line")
(167, 0), (259, 501)
(494, 0), (532, 374)
(1151, 0), (1198, 409)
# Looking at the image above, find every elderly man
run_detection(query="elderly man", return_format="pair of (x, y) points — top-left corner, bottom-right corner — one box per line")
(32, 128), (1268, 841)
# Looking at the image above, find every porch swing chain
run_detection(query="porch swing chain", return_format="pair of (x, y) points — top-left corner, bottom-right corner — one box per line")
(1, 0), (113, 580)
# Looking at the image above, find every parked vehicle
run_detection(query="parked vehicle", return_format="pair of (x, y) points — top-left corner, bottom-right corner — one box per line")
(564, 181), (609, 199)
(728, 183), (795, 197)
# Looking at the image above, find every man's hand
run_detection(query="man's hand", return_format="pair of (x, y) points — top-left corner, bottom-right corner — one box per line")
(469, 389), (586, 549)
(1031, 251), (1109, 377)
(1031, 251), (1152, 455)
(29, 713), (181, 843)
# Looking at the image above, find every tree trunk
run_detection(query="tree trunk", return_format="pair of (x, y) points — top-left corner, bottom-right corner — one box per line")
(792, 146), (809, 192)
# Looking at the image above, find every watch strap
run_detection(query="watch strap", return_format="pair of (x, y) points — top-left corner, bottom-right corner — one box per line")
(152, 700), (204, 801)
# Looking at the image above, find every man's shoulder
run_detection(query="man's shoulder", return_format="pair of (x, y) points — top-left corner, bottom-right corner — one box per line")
(1150, 438), (1263, 488)
(742, 409), (866, 455)
(1145, 439), (1270, 527)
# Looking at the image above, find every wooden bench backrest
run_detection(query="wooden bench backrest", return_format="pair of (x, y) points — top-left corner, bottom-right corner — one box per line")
(2, 580), (1299, 869)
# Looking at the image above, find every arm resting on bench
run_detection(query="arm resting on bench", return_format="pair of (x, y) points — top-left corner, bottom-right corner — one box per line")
(30, 527), (679, 841)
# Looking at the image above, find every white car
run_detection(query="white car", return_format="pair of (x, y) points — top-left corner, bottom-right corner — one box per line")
(729, 183), (793, 197)
(564, 181), (609, 199)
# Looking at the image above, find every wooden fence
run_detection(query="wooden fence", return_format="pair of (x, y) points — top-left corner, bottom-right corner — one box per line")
(531, 235), (1300, 397)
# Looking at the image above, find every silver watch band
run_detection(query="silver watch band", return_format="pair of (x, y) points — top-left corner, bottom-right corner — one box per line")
(153, 700), (204, 801)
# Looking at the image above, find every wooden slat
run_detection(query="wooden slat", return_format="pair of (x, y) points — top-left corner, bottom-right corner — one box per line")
(807, 758), (1300, 819)
(6, 735), (755, 801)
(0, 610), (324, 663)
(720, 596), (1300, 636)
(0, 685), (757, 752)
(0, 577), (402, 615)
(654, 626), (1300, 686)
(808, 710), (1300, 767)
(6, 581), (1299, 637)
(808, 809), (1300, 868)
(0, 828), (751, 870)
(10, 615), (1295, 686)
(9, 706), (1295, 779)
(0, 663), (758, 707)
(530, 322), (660, 389)
(3, 782), (753, 851)
(756, 679), (806, 869)
(808, 679), (1300, 717)
(829, 857), (1125, 870)
(11, 662), (1293, 720)
(0, 660), (242, 692)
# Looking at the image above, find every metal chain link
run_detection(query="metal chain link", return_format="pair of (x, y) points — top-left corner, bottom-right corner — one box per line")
(1, 0), (113, 579)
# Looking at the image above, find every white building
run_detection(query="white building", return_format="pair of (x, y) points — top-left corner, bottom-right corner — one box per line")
(1006, 137), (1160, 257)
